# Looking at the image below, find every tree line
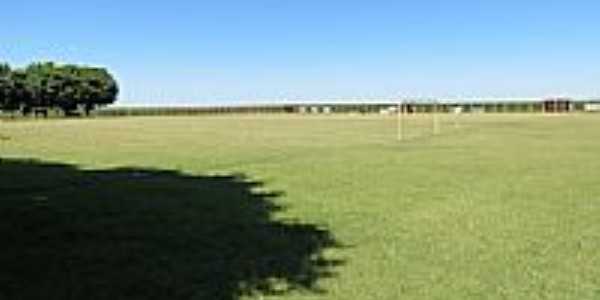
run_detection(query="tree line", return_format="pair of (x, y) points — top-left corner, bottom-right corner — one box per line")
(0, 62), (118, 116)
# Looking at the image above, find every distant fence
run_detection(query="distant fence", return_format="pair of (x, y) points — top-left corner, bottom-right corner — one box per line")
(3, 101), (600, 119)
(96, 101), (598, 117)
(96, 106), (295, 117)
(95, 104), (399, 117)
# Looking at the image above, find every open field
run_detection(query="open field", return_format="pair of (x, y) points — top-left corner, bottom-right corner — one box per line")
(1, 114), (600, 299)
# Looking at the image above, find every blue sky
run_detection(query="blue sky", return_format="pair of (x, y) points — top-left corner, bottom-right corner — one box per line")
(2, 1), (600, 105)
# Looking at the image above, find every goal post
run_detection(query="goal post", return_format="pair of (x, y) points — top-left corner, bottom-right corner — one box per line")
(433, 101), (441, 135)
(396, 99), (442, 142)
(397, 102), (404, 141)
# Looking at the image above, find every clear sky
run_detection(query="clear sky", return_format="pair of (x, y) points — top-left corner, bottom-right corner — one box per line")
(2, 1), (600, 105)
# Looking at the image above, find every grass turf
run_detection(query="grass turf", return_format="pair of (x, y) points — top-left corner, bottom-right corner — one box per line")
(1, 114), (600, 299)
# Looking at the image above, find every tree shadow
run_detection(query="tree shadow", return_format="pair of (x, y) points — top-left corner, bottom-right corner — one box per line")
(0, 158), (342, 300)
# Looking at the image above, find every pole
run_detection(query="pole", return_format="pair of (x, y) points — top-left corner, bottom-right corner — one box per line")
(455, 104), (460, 129)
(433, 102), (440, 135)
(397, 102), (404, 141)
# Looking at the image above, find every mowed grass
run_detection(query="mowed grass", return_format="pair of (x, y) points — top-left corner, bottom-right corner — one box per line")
(1, 114), (600, 299)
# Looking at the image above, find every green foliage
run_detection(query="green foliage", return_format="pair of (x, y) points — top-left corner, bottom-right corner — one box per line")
(0, 62), (118, 115)
(0, 63), (11, 108)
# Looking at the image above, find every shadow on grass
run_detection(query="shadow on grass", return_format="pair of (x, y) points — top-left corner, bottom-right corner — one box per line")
(0, 158), (342, 300)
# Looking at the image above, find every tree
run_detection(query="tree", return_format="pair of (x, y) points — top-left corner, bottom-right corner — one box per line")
(25, 62), (60, 108)
(8, 70), (34, 113)
(0, 62), (119, 116)
(0, 63), (11, 108)
(70, 66), (119, 115)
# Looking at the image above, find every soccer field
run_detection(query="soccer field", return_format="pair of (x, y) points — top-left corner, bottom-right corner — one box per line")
(1, 114), (600, 299)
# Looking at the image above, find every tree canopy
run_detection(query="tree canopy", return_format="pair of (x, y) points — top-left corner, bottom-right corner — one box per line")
(0, 62), (118, 115)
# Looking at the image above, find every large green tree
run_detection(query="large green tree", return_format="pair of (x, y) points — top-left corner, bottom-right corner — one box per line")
(0, 62), (119, 116)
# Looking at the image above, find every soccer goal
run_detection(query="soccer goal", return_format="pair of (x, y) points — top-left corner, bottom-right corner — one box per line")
(395, 99), (448, 141)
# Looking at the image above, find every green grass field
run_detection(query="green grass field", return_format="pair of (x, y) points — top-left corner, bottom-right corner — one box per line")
(1, 114), (600, 299)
